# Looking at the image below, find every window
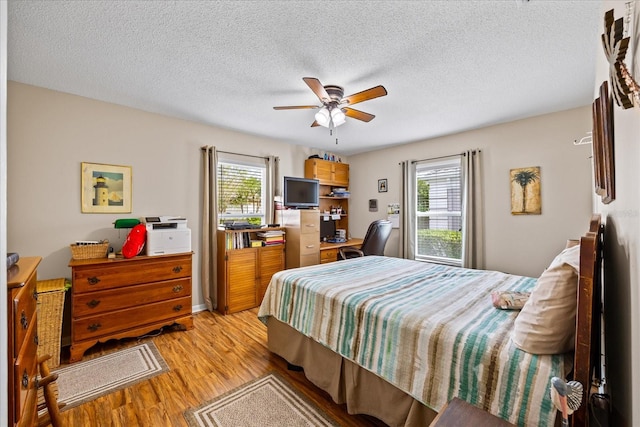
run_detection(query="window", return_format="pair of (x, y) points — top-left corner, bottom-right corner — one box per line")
(415, 157), (462, 265)
(217, 154), (268, 226)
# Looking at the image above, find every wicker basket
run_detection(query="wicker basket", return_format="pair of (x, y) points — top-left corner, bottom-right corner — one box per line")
(36, 278), (67, 369)
(69, 240), (109, 260)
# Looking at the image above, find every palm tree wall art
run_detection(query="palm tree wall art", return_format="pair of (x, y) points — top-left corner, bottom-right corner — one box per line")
(510, 167), (541, 215)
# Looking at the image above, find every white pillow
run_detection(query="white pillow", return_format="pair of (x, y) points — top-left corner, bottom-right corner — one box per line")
(511, 245), (580, 354)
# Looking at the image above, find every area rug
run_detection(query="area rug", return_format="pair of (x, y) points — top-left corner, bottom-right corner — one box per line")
(54, 342), (168, 410)
(184, 372), (339, 427)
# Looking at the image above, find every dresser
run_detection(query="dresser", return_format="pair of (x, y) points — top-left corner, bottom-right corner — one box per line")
(281, 209), (320, 268)
(216, 228), (285, 314)
(7, 256), (41, 427)
(68, 253), (193, 362)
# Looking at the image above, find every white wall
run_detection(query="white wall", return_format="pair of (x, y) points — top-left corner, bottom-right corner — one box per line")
(595, 2), (640, 425)
(6, 82), (320, 310)
(349, 106), (593, 278)
(1, 2), (8, 424)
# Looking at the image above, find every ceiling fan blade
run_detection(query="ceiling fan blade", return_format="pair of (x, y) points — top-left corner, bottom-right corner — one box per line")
(310, 120), (320, 127)
(303, 77), (331, 103)
(341, 85), (387, 106)
(343, 107), (375, 122)
(273, 105), (319, 110)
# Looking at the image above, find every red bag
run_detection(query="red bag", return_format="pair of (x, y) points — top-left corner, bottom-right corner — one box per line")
(122, 224), (146, 258)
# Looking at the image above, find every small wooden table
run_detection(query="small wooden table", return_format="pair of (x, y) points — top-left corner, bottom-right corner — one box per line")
(430, 398), (516, 427)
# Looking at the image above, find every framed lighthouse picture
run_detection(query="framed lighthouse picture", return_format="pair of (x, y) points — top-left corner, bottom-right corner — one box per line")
(81, 162), (132, 213)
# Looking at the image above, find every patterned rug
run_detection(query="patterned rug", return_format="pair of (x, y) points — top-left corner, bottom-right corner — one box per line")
(184, 372), (339, 427)
(54, 342), (168, 410)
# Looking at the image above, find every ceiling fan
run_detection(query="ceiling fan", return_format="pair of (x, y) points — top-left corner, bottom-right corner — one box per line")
(273, 77), (387, 128)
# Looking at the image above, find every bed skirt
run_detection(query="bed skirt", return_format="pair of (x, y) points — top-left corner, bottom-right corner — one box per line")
(266, 317), (437, 427)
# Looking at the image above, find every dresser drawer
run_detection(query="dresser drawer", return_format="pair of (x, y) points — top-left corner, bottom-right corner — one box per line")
(73, 296), (191, 342)
(12, 275), (37, 355)
(73, 256), (192, 293)
(14, 317), (38, 422)
(299, 234), (320, 256)
(300, 253), (319, 267)
(300, 215), (320, 235)
(73, 278), (191, 318)
(320, 248), (338, 263)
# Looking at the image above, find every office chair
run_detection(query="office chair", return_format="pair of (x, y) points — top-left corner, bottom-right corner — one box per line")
(339, 219), (392, 260)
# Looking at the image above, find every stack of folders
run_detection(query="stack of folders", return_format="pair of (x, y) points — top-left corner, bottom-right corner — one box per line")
(257, 230), (285, 246)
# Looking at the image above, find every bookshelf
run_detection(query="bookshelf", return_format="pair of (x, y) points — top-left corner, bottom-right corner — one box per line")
(216, 227), (285, 314)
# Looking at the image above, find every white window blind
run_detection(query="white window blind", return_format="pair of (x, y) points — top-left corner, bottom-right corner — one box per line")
(217, 154), (267, 225)
(415, 157), (462, 265)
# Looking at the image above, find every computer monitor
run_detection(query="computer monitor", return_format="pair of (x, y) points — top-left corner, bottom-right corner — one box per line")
(320, 219), (336, 240)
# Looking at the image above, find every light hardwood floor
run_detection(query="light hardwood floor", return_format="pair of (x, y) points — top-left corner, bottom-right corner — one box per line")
(57, 308), (386, 426)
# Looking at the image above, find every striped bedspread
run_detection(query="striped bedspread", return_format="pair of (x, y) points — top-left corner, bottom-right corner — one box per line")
(258, 256), (570, 426)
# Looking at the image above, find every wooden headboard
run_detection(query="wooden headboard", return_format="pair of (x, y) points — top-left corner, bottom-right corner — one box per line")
(572, 214), (603, 427)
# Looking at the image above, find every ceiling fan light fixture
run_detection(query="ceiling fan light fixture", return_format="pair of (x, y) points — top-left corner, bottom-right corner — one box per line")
(331, 107), (346, 126)
(315, 107), (331, 127)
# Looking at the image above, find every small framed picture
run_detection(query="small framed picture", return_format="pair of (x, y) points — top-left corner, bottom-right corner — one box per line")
(378, 178), (388, 193)
(81, 162), (132, 213)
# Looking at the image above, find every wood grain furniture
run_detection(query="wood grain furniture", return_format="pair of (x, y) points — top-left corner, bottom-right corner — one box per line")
(260, 215), (603, 427)
(216, 228), (285, 314)
(430, 398), (515, 427)
(7, 256), (42, 427)
(305, 158), (350, 239)
(281, 209), (320, 268)
(36, 354), (64, 427)
(68, 253), (193, 362)
(319, 238), (363, 264)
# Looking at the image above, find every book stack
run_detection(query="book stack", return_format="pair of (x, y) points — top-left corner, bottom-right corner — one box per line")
(257, 230), (285, 245)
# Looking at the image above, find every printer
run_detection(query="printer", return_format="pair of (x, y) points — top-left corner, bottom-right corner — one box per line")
(142, 216), (191, 256)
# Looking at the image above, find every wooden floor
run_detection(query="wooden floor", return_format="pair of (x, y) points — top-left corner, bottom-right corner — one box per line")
(57, 309), (386, 426)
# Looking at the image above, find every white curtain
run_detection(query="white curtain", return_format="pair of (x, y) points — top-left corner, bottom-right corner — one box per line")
(461, 149), (484, 269)
(399, 160), (416, 259)
(201, 146), (218, 311)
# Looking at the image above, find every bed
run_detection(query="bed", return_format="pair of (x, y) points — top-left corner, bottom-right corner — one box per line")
(258, 215), (602, 427)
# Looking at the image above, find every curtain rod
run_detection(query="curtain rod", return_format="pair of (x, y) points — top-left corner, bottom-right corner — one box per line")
(410, 149), (481, 164)
(200, 146), (269, 161)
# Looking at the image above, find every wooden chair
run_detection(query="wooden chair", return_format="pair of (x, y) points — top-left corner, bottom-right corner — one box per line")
(37, 355), (65, 427)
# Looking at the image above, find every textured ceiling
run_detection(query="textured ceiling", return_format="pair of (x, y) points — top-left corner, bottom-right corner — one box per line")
(7, 1), (601, 155)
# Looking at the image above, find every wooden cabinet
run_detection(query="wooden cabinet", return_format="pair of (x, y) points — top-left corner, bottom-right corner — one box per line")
(216, 228), (285, 314)
(68, 253), (193, 362)
(281, 209), (320, 268)
(305, 158), (350, 241)
(7, 256), (41, 427)
(305, 158), (349, 187)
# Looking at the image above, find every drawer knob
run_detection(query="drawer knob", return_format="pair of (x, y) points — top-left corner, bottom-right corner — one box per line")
(172, 266), (183, 273)
(172, 285), (183, 293)
(87, 299), (101, 309)
(22, 370), (29, 389)
(20, 311), (28, 330)
(173, 304), (183, 312)
(35, 334), (39, 346)
(33, 289), (39, 301)
(87, 276), (101, 285)
(305, 245), (315, 248)
(87, 323), (102, 332)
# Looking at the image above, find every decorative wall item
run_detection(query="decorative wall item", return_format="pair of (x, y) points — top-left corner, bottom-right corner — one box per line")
(81, 162), (132, 213)
(592, 81), (616, 204)
(510, 167), (541, 215)
(602, 8), (639, 108)
(369, 199), (378, 212)
(378, 178), (388, 193)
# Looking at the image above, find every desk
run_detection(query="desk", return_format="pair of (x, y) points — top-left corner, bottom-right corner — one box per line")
(319, 238), (364, 264)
